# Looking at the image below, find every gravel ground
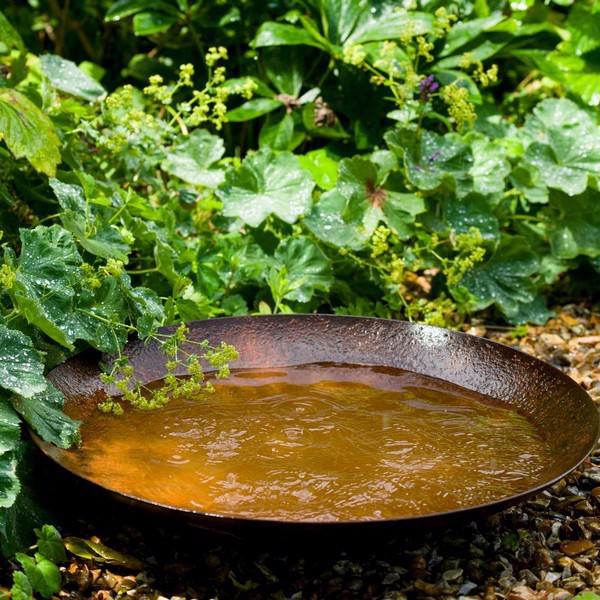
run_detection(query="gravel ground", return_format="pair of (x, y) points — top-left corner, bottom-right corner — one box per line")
(13, 304), (600, 600)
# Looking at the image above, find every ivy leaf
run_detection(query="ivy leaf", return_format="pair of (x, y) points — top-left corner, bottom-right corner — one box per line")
(217, 148), (315, 227)
(35, 525), (66, 563)
(0, 89), (61, 176)
(450, 236), (550, 324)
(50, 180), (129, 261)
(0, 326), (46, 398)
(268, 236), (333, 303)
(522, 98), (600, 196)
(40, 55), (106, 102)
(543, 189), (600, 259)
(304, 189), (369, 250)
(385, 128), (473, 197)
(161, 130), (225, 188)
(0, 400), (21, 510)
(11, 382), (80, 450)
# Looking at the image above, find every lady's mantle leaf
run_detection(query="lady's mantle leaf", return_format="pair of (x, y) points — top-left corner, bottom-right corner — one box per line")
(217, 148), (315, 227)
(40, 55), (106, 102)
(449, 236), (550, 324)
(268, 236), (333, 303)
(161, 129), (225, 188)
(522, 98), (600, 196)
(0, 89), (61, 176)
(35, 525), (67, 562)
(0, 326), (46, 398)
(543, 189), (600, 259)
(12, 383), (80, 449)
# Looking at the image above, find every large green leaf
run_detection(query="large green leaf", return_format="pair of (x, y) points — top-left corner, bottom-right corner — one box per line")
(443, 194), (500, 242)
(385, 128), (473, 197)
(161, 130), (225, 188)
(522, 98), (600, 195)
(566, 2), (600, 56)
(252, 22), (328, 50)
(0, 327), (46, 399)
(40, 55), (106, 102)
(468, 136), (510, 195)
(105, 0), (179, 21)
(268, 236), (333, 303)
(544, 189), (600, 259)
(450, 236), (550, 324)
(0, 89), (61, 176)
(12, 383), (80, 450)
(439, 12), (505, 57)
(304, 189), (369, 250)
(347, 6), (433, 44)
(335, 156), (425, 239)
(217, 148), (315, 227)
(12, 226), (82, 349)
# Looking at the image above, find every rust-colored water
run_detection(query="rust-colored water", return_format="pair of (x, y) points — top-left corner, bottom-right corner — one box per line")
(59, 364), (552, 522)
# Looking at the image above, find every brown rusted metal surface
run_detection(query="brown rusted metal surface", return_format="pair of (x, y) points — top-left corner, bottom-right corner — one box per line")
(36, 315), (599, 534)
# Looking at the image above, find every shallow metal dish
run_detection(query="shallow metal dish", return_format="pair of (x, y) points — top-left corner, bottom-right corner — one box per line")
(35, 315), (599, 534)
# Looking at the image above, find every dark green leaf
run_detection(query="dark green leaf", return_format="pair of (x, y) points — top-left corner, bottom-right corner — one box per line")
(252, 22), (328, 50)
(0, 11), (24, 53)
(132, 11), (177, 35)
(226, 98), (283, 122)
(259, 113), (295, 151)
(0, 400), (21, 510)
(105, 0), (179, 21)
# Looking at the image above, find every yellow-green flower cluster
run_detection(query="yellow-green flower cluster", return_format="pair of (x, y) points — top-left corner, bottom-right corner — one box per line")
(371, 225), (391, 258)
(445, 227), (486, 286)
(0, 264), (16, 289)
(342, 43), (367, 67)
(440, 82), (476, 130)
(205, 46), (228, 67)
(433, 7), (457, 38)
(459, 53), (499, 87)
(416, 36), (434, 62)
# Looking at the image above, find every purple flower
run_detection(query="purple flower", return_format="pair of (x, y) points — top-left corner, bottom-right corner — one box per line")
(419, 75), (439, 103)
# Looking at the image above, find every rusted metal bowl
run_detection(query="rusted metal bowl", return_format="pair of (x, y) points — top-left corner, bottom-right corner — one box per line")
(36, 315), (599, 535)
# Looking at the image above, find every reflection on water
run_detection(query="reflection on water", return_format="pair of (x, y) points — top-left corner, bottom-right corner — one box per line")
(55, 364), (553, 522)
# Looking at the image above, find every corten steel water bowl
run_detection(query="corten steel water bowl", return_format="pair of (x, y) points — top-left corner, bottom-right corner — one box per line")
(36, 315), (599, 535)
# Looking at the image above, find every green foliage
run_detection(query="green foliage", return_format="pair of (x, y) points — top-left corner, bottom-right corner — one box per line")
(11, 525), (65, 600)
(0, 0), (599, 556)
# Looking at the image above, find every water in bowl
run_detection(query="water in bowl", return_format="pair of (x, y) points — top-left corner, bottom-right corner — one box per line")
(59, 363), (552, 522)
